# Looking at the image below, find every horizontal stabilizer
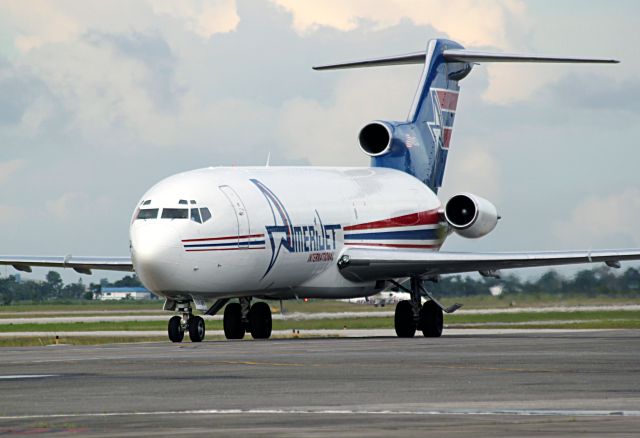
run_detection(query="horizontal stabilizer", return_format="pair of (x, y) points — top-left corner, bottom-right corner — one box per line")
(313, 49), (618, 70)
(442, 49), (619, 64)
(313, 52), (425, 70)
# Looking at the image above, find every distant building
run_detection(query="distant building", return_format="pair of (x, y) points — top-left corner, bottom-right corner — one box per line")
(97, 287), (155, 301)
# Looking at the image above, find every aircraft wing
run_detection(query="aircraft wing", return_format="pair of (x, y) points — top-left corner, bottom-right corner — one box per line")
(0, 256), (133, 275)
(337, 248), (640, 282)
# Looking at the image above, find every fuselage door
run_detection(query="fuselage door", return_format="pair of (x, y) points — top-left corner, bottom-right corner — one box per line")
(219, 185), (250, 247)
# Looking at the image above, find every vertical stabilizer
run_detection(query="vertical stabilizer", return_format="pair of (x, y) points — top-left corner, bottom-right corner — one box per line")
(314, 39), (618, 192)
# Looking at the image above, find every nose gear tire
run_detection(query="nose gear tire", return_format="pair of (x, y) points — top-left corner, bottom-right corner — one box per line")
(168, 315), (184, 343)
(188, 315), (206, 342)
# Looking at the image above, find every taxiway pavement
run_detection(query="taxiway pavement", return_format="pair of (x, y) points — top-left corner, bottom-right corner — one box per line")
(0, 330), (638, 436)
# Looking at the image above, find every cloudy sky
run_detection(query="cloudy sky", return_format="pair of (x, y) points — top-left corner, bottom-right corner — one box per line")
(1, 0), (639, 283)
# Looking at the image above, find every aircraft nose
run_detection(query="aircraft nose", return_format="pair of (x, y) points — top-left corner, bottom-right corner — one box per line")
(131, 223), (183, 292)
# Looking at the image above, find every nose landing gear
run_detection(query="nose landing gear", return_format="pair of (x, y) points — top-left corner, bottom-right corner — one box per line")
(168, 315), (184, 342)
(167, 304), (205, 343)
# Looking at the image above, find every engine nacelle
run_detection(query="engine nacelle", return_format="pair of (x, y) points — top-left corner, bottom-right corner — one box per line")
(444, 193), (498, 239)
(358, 121), (393, 156)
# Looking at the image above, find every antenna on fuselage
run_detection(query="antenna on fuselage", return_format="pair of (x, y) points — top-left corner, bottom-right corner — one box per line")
(266, 152), (271, 167)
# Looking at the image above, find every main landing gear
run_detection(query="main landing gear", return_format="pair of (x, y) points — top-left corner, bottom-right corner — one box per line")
(392, 277), (461, 338)
(168, 304), (205, 343)
(223, 298), (273, 340)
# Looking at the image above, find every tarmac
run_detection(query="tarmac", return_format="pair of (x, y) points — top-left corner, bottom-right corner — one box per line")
(0, 329), (639, 436)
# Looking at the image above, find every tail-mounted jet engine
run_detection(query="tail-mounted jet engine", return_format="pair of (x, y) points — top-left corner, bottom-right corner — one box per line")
(444, 193), (498, 238)
(358, 121), (394, 156)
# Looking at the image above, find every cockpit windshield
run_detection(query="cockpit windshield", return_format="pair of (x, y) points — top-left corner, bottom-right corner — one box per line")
(137, 208), (159, 220)
(135, 200), (212, 223)
(200, 207), (212, 222)
(190, 208), (202, 223)
(161, 208), (188, 219)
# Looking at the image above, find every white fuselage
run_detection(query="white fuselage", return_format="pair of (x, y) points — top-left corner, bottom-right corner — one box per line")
(130, 166), (446, 303)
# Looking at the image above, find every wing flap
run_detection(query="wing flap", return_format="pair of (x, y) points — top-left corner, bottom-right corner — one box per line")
(0, 256), (134, 275)
(338, 248), (640, 282)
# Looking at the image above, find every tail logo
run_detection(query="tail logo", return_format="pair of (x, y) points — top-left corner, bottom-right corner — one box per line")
(427, 88), (458, 150)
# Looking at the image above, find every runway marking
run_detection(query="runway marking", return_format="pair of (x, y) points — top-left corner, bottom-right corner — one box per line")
(219, 360), (309, 367)
(0, 408), (639, 421)
(0, 374), (57, 380)
(431, 364), (555, 373)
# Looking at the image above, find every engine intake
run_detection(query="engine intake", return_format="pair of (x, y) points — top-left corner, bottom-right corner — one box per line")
(358, 122), (392, 156)
(444, 193), (498, 239)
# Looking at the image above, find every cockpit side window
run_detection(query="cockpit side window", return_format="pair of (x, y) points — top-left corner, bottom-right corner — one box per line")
(200, 207), (212, 223)
(161, 208), (188, 219)
(190, 208), (202, 224)
(137, 208), (159, 220)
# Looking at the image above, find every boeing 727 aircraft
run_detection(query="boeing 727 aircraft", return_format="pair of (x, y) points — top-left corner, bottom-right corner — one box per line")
(2, 38), (639, 342)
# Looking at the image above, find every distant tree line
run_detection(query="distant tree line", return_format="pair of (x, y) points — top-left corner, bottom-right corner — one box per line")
(0, 272), (143, 305)
(429, 266), (640, 297)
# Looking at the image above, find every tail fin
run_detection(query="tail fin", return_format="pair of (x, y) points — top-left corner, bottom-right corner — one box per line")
(314, 39), (618, 192)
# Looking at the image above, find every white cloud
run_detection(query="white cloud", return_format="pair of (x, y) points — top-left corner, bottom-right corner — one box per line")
(4, 1), (81, 53)
(150, 0), (240, 38)
(272, 0), (528, 48)
(46, 192), (87, 221)
(278, 68), (417, 166)
(440, 147), (501, 202)
(269, 0), (544, 105)
(0, 159), (25, 184)
(552, 189), (640, 248)
(3, 0), (240, 56)
(0, 205), (23, 224)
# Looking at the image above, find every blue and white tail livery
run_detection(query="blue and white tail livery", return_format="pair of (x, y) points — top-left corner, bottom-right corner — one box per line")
(314, 38), (618, 192)
(1, 38), (634, 342)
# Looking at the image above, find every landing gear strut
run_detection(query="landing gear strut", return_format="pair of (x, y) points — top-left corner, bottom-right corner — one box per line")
(222, 298), (273, 340)
(167, 303), (206, 343)
(392, 277), (450, 338)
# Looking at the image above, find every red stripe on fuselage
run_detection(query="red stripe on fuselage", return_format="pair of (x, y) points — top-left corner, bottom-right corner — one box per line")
(186, 247), (266, 252)
(344, 209), (442, 232)
(182, 233), (264, 243)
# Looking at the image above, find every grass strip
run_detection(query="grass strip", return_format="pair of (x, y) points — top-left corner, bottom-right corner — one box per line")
(0, 309), (639, 332)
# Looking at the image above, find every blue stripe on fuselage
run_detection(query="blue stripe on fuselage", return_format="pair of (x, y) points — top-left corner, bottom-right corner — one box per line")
(344, 229), (439, 241)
